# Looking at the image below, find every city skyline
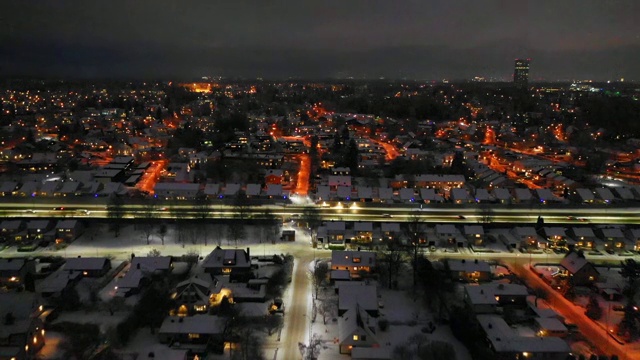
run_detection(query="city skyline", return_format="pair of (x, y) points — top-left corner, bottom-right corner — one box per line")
(1, 0), (639, 80)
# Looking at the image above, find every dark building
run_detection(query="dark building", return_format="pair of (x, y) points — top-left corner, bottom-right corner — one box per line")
(513, 58), (530, 88)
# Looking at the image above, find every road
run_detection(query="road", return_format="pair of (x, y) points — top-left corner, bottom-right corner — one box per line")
(512, 264), (635, 360)
(2, 199), (640, 225)
(279, 251), (314, 360)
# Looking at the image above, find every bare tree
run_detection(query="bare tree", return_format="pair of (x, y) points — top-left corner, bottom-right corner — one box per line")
(316, 299), (335, 325)
(378, 239), (407, 289)
(299, 333), (323, 360)
(402, 215), (425, 288)
(301, 206), (322, 245)
(157, 223), (167, 245)
(107, 194), (126, 237)
(311, 261), (329, 299)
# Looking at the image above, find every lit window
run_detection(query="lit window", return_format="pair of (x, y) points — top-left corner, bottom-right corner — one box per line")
(353, 335), (359, 341)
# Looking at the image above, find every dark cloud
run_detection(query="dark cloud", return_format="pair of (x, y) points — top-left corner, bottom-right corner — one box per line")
(2, 0), (639, 79)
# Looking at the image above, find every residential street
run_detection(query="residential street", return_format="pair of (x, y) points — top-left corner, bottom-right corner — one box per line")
(512, 264), (639, 360)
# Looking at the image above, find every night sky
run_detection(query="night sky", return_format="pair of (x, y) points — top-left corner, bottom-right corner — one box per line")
(2, 0), (639, 80)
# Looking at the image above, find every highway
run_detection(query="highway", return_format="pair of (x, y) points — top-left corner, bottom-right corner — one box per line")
(1, 198), (640, 225)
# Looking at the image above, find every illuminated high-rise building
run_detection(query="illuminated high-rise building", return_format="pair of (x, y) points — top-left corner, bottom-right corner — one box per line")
(513, 59), (530, 88)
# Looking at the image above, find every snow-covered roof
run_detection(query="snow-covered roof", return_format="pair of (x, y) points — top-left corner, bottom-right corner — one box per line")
(223, 183), (241, 196)
(245, 183), (261, 196)
(316, 185), (330, 200)
(131, 256), (172, 272)
(332, 250), (375, 267)
(64, 257), (110, 271)
(203, 183), (220, 195)
(0, 258), (27, 271)
(380, 222), (400, 233)
(357, 186), (373, 199)
(435, 224), (458, 235)
(448, 259), (490, 273)
(560, 252), (592, 274)
(337, 186), (352, 199)
(477, 315), (571, 354)
(159, 315), (225, 335)
(338, 283), (378, 312)
(463, 225), (484, 236)
(575, 188), (595, 201)
(399, 188), (416, 201)
(377, 187), (393, 200)
(534, 317), (568, 332)
(353, 222), (373, 232)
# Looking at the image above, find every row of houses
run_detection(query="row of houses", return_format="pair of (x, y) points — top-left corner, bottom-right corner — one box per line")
(0, 219), (84, 245)
(506, 225), (640, 252)
(317, 221), (487, 249)
(154, 182), (288, 200)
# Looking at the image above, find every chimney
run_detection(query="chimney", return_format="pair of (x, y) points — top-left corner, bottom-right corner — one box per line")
(246, 247), (250, 259)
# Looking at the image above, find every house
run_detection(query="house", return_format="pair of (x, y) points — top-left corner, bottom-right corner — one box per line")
(624, 228), (640, 251)
(38, 270), (83, 298)
(266, 184), (286, 199)
(567, 227), (597, 250)
(331, 250), (376, 278)
(477, 314), (571, 360)
(510, 227), (540, 249)
(353, 222), (373, 244)
(222, 183), (241, 197)
(25, 220), (54, 241)
(202, 247), (252, 278)
(338, 306), (380, 355)
(245, 183), (261, 197)
(172, 276), (231, 316)
(419, 188), (444, 203)
(338, 283), (379, 317)
(154, 182), (201, 200)
(559, 252), (599, 286)
(513, 188), (533, 203)
(447, 259), (491, 282)
(323, 221), (348, 247)
(597, 227), (627, 252)
(377, 187), (393, 203)
(337, 186), (353, 200)
(539, 227), (568, 249)
(54, 181), (82, 197)
(534, 317), (568, 338)
(203, 183), (220, 199)
(54, 219), (85, 244)
(14, 181), (40, 197)
(1, 220), (25, 242)
(265, 169), (283, 185)
(398, 188), (416, 203)
(450, 188), (472, 204)
(356, 186), (373, 202)
(130, 256), (173, 275)
(0, 258), (35, 288)
(158, 315), (225, 346)
(571, 188), (595, 203)
(380, 222), (401, 242)
(463, 225), (485, 247)
(594, 187), (616, 204)
(63, 257), (112, 277)
(0, 181), (19, 196)
(535, 188), (563, 204)
(114, 257), (173, 297)
(491, 188), (512, 204)
(435, 224), (461, 248)
(473, 188), (493, 203)
(464, 283), (529, 313)
(0, 292), (46, 360)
